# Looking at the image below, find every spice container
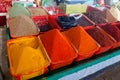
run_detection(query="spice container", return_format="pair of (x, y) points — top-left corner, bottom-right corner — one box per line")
(63, 26), (99, 62)
(85, 26), (115, 55)
(74, 14), (95, 27)
(84, 6), (107, 24)
(8, 15), (39, 38)
(7, 36), (50, 80)
(32, 16), (51, 33)
(8, 5), (31, 18)
(40, 29), (77, 70)
(27, 7), (48, 16)
(104, 9), (117, 22)
(48, 15), (62, 30)
(98, 23), (120, 48)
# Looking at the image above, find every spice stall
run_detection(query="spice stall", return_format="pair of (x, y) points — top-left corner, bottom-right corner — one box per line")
(1, 0), (120, 80)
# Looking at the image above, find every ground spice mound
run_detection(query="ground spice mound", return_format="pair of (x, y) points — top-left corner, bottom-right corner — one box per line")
(84, 6), (107, 24)
(76, 15), (94, 27)
(9, 15), (39, 37)
(28, 7), (47, 16)
(63, 26), (98, 54)
(86, 27), (114, 47)
(104, 9), (117, 22)
(40, 29), (76, 63)
(99, 24), (120, 42)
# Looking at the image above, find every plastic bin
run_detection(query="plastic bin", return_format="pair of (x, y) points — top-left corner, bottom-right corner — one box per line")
(8, 15), (39, 38)
(85, 26), (115, 55)
(84, 6), (107, 24)
(98, 23), (120, 49)
(48, 15), (77, 31)
(32, 16), (51, 33)
(63, 26), (99, 62)
(7, 36), (50, 80)
(48, 15), (62, 30)
(75, 14), (95, 27)
(27, 7), (48, 16)
(40, 29), (77, 70)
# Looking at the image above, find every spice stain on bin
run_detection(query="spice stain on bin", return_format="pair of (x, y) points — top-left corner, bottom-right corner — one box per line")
(40, 29), (77, 70)
(86, 27), (114, 47)
(9, 15), (39, 38)
(63, 26), (99, 61)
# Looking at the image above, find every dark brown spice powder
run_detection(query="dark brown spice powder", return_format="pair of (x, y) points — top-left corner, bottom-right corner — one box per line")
(84, 6), (107, 24)
(76, 15), (94, 27)
(86, 27), (115, 47)
(99, 24), (120, 42)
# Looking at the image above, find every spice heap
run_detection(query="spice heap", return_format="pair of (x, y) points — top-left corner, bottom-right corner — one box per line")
(76, 15), (95, 27)
(86, 27), (115, 47)
(99, 23), (120, 42)
(84, 6), (107, 24)
(27, 7), (48, 16)
(40, 29), (77, 70)
(109, 6), (120, 21)
(63, 26), (99, 61)
(8, 5), (31, 18)
(104, 9), (117, 22)
(9, 15), (39, 38)
(7, 37), (50, 79)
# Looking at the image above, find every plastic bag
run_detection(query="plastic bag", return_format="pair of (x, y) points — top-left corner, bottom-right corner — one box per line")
(57, 16), (77, 29)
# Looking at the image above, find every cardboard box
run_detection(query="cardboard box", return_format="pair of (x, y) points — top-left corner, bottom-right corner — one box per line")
(60, 4), (87, 14)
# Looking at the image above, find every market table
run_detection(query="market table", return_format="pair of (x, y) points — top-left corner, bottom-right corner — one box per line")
(30, 48), (120, 80)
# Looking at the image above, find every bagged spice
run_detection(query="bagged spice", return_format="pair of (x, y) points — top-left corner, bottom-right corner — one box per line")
(86, 27), (115, 54)
(27, 7), (48, 16)
(63, 26), (99, 61)
(99, 23), (120, 48)
(9, 15), (39, 38)
(7, 37), (50, 80)
(40, 29), (77, 70)
(74, 14), (95, 27)
(57, 16), (77, 29)
(84, 6), (107, 24)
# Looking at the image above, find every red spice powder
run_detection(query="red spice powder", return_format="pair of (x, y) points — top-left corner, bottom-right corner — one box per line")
(40, 29), (77, 69)
(86, 27), (115, 47)
(99, 23), (120, 42)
